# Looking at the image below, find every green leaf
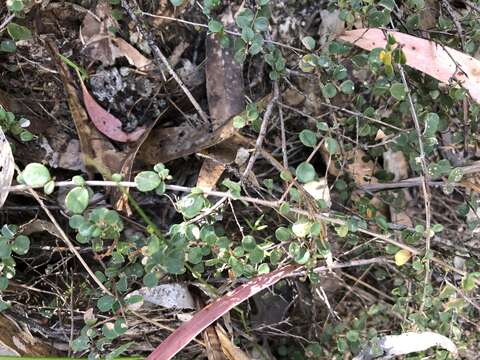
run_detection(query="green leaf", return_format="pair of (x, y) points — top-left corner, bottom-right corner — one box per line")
(7, 0), (24, 12)
(340, 80), (355, 94)
(236, 9), (254, 29)
(135, 171), (161, 192)
(379, 0), (395, 11)
(208, 19), (223, 33)
(22, 163), (51, 187)
(288, 242), (310, 264)
(301, 36), (316, 50)
(43, 180), (55, 195)
(368, 10), (390, 27)
(143, 272), (158, 288)
(296, 162), (316, 183)
(448, 168), (463, 182)
(0, 40), (16, 53)
(462, 272), (480, 291)
(299, 129), (317, 147)
(322, 83), (337, 98)
(65, 187), (89, 214)
(169, 0), (184, 6)
(325, 137), (338, 155)
(292, 221), (311, 238)
(233, 115), (246, 128)
(0, 276), (8, 291)
(187, 247), (203, 264)
(242, 235), (257, 251)
(346, 329), (360, 342)
(102, 322), (119, 339)
(97, 295), (115, 312)
(7, 23), (32, 41)
(0, 241), (11, 259)
(248, 246), (264, 264)
(424, 112), (439, 136)
(71, 336), (90, 352)
(390, 82), (406, 100)
(254, 17), (269, 31)
(178, 195), (205, 218)
(12, 235), (30, 255)
(275, 227), (290, 241)
(257, 263), (270, 274)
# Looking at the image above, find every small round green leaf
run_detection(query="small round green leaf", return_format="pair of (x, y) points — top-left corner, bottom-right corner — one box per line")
(97, 295), (114, 312)
(390, 82), (406, 100)
(325, 137), (338, 155)
(169, 0), (184, 6)
(242, 235), (257, 251)
(340, 80), (355, 94)
(135, 171), (161, 192)
(302, 36), (316, 51)
(22, 163), (51, 187)
(12, 235), (30, 255)
(208, 20), (223, 33)
(299, 129), (317, 147)
(296, 162), (316, 183)
(322, 83), (337, 98)
(65, 187), (89, 214)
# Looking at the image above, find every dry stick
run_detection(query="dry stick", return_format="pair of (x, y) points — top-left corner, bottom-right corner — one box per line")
(6, 180), (476, 284)
(242, 94), (278, 179)
(0, 14), (15, 33)
(120, 0), (210, 126)
(399, 65), (432, 312)
(276, 83), (289, 169)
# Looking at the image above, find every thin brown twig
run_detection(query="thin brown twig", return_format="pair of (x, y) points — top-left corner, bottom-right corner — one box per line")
(242, 94), (278, 179)
(398, 65), (432, 311)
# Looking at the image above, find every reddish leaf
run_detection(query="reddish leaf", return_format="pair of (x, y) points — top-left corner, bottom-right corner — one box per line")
(338, 28), (480, 104)
(80, 81), (145, 142)
(147, 264), (299, 360)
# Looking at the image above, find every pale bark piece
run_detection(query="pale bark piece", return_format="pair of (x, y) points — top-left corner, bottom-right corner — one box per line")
(216, 326), (251, 360)
(147, 265), (299, 360)
(197, 158), (226, 192)
(338, 29), (480, 104)
(125, 283), (195, 311)
(0, 126), (14, 209)
(354, 331), (458, 360)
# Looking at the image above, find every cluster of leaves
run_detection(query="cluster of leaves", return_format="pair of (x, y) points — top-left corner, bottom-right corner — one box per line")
(0, 224), (30, 311)
(0, 18), (32, 53)
(0, 105), (33, 141)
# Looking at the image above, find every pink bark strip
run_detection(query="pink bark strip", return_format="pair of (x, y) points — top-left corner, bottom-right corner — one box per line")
(147, 264), (299, 360)
(338, 28), (480, 104)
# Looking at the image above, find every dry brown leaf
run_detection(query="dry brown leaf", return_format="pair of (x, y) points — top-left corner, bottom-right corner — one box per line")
(203, 325), (227, 360)
(112, 37), (152, 70)
(81, 1), (151, 69)
(197, 158), (226, 192)
(0, 126), (14, 209)
(339, 29), (480, 104)
(216, 326), (251, 360)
